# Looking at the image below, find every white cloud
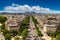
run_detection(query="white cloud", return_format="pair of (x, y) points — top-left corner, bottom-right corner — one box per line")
(0, 11), (4, 13)
(3, 3), (60, 13)
(12, 3), (19, 6)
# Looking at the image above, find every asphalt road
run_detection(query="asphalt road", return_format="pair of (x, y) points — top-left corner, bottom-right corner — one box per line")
(36, 19), (51, 40)
(26, 16), (38, 40)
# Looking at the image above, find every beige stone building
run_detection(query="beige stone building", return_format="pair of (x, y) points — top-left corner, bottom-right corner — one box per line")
(43, 24), (57, 33)
(5, 15), (26, 31)
(43, 20), (59, 33)
(5, 16), (19, 31)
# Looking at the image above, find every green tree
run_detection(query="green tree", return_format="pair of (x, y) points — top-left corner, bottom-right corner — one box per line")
(1, 23), (5, 29)
(2, 29), (9, 36)
(19, 16), (30, 32)
(0, 16), (7, 23)
(56, 34), (60, 40)
(19, 16), (30, 40)
(5, 33), (11, 40)
(11, 30), (18, 37)
(32, 16), (37, 24)
(21, 28), (28, 37)
(15, 37), (19, 40)
(21, 28), (28, 40)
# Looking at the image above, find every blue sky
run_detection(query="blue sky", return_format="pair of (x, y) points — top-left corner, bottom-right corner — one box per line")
(0, 0), (60, 13)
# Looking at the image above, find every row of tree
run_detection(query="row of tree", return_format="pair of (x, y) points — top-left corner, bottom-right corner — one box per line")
(32, 15), (43, 37)
(35, 25), (43, 37)
(19, 16), (30, 40)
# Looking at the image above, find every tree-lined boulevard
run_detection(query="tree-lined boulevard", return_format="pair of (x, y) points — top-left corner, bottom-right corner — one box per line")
(0, 14), (60, 40)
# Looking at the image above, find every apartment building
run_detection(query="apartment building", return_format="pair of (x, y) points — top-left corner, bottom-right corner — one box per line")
(5, 15), (26, 31)
(43, 20), (59, 33)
